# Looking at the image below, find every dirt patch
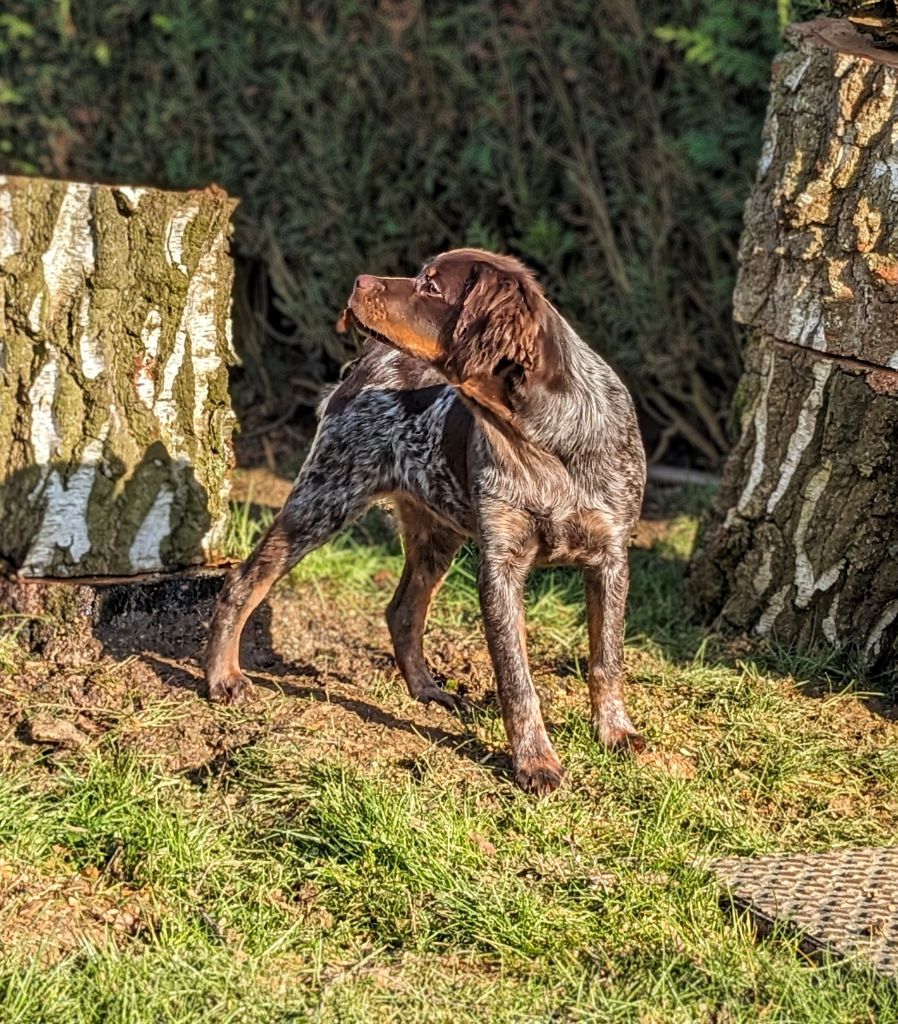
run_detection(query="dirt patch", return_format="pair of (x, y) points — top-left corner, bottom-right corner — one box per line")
(0, 853), (155, 965)
(1, 469), (891, 804)
(0, 569), (503, 787)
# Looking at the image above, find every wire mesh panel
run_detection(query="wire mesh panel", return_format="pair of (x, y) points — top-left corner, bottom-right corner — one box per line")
(708, 847), (898, 977)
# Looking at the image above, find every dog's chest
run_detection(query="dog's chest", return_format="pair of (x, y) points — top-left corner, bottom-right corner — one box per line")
(532, 506), (621, 565)
(476, 452), (625, 565)
(390, 390), (475, 531)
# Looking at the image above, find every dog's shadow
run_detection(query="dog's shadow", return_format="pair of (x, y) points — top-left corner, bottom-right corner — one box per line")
(95, 576), (510, 779)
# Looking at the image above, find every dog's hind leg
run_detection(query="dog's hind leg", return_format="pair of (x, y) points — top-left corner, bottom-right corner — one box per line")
(386, 499), (464, 710)
(204, 419), (385, 703)
(583, 549), (645, 752)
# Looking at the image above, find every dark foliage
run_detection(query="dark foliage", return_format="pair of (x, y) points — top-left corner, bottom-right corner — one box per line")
(0, 1), (830, 465)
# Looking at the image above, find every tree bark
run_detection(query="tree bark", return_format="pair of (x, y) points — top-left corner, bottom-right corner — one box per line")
(688, 20), (898, 672)
(0, 176), (237, 577)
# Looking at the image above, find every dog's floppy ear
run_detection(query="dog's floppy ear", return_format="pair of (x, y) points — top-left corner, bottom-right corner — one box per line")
(446, 263), (543, 382)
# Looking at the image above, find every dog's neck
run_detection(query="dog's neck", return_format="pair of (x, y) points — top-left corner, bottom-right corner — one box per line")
(462, 304), (623, 462)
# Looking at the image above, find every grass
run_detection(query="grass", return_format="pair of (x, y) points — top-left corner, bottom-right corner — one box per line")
(1, 493), (896, 1021)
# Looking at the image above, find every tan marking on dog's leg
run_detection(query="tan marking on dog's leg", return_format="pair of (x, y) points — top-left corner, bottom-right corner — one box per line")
(386, 501), (464, 710)
(583, 555), (644, 753)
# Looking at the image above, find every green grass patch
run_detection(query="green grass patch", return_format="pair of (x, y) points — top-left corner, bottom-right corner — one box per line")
(3, 494), (896, 1021)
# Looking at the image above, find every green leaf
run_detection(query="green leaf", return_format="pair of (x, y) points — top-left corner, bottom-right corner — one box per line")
(93, 41), (111, 68)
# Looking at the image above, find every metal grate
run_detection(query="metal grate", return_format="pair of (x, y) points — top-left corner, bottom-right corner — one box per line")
(707, 847), (898, 977)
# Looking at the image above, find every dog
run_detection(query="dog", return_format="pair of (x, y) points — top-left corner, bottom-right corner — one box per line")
(204, 248), (646, 795)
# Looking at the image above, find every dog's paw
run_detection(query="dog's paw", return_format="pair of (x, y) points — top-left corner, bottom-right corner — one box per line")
(207, 671), (254, 705)
(614, 730), (647, 754)
(595, 720), (646, 755)
(514, 751), (565, 797)
(411, 683), (467, 713)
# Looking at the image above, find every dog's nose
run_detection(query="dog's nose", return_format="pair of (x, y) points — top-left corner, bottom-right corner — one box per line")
(355, 274), (382, 293)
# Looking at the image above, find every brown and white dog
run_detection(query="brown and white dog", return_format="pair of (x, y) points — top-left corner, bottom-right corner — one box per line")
(204, 249), (646, 794)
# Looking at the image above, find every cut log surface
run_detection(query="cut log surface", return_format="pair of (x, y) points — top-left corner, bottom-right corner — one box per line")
(689, 20), (898, 670)
(0, 176), (237, 577)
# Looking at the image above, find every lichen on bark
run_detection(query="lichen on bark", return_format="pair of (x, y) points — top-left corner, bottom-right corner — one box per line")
(0, 175), (237, 577)
(734, 20), (898, 369)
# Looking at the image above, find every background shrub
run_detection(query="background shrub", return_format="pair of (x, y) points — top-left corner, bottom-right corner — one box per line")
(0, 1), (829, 466)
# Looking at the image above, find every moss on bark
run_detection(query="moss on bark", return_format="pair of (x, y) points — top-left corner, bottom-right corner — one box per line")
(0, 176), (237, 577)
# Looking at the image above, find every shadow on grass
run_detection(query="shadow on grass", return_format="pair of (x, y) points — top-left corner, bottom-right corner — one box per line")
(93, 508), (509, 780)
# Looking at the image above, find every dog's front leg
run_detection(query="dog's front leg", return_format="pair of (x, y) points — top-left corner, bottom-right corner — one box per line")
(479, 544), (563, 795)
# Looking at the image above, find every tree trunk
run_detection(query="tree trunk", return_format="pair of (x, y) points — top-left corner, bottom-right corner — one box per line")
(0, 176), (237, 577)
(688, 20), (898, 673)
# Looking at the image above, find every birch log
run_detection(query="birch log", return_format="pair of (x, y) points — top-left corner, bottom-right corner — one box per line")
(688, 20), (898, 671)
(0, 176), (237, 577)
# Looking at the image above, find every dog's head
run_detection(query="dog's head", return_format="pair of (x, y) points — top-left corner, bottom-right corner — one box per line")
(345, 248), (555, 417)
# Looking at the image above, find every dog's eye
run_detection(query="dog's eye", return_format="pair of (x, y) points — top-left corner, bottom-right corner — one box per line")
(421, 278), (441, 297)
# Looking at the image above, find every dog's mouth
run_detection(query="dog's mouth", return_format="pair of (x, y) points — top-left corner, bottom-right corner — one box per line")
(339, 305), (399, 350)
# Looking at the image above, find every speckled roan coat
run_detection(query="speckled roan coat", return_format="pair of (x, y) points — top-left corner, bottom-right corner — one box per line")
(205, 249), (646, 794)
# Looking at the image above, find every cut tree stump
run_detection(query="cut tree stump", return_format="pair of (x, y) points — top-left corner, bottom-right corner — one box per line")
(0, 570), (226, 666)
(688, 20), (898, 672)
(0, 175), (237, 578)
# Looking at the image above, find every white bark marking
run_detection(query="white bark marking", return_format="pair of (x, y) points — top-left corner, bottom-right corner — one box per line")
(865, 599), (898, 658)
(180, 232), (225, 444)
(758, 113), (778, 177)
(114, 186), (147, 211)
(225, 303), (236, 359)
(887, 351), (898, 370)
(135, 309), (163, 409)
(0, 184), (21, 263)
(786, 289), (825, 351)
(42, 182), (95, 321)
(22, 433), (107, 575)
(766, 361), (831, 514)
(736, 346), (775, 514)
(129, 486), (174, 571)
(872, 157), (898, 200)
(164, 200), (199, 275)
(793, 462), (844, 608)
(756, 585), (789, 636)
(76, 293), (104, 380)
(154, 214), (224, 453)
(783, 55), (812, 93)
(822, 593), (840, 645)
(153, 230), (230, 456)
(754, 548), (773, 597)
(28, 293), (43, 333)
(28, 347), (60, 465)
(156, 320), (186, 444)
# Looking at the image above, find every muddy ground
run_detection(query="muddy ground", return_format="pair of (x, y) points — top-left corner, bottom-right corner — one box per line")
(2, 464), (713, 794)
